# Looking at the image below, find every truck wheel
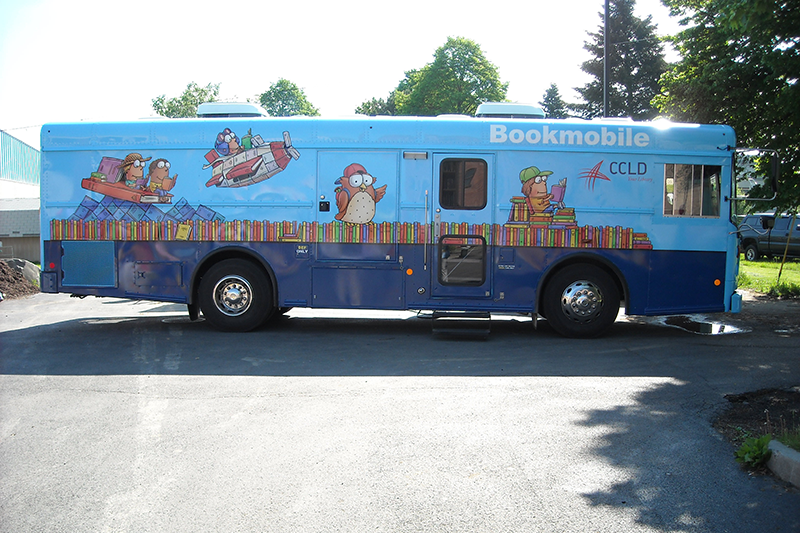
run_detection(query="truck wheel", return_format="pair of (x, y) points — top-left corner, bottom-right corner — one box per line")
(744, 244), (759, 262)
(199, 259), (273, 332)
(542, 264), (620, 338)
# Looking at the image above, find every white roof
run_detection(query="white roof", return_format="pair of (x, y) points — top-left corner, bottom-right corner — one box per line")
(0, 180), (39, 200)
(0, 198), (38, 210)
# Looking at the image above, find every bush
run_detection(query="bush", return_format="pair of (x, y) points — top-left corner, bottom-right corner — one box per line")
(767, 281), (800, 299)
(734, 435), (772, 469)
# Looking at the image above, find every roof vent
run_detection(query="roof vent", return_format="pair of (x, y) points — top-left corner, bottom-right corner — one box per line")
(475, 102), (546, 119)
(197, 102), (269, 118)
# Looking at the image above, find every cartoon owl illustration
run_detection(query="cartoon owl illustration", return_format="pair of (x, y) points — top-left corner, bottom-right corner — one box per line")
(334, 163), (387, 223)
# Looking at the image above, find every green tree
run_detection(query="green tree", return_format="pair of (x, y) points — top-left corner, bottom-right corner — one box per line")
(355, 96), (396, 116)
(258, 79), (319, 117)
(655, 0), (799, 211)
(386, 69), (424, 115)
(403, 37), (507, 115)
(152, 82), (220, 118)
(539, 84), (569, 118)
(573, 0), (667, 119)
(357, 37), (507, 117)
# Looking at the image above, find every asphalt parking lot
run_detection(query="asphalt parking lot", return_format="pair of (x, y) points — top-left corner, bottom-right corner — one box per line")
(1, 293), (799, 532)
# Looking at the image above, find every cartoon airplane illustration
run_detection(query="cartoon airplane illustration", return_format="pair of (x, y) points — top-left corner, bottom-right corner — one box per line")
(204, 131), (300, 188)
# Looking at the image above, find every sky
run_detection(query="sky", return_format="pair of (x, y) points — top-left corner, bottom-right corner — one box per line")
(0, 0), (683, 150)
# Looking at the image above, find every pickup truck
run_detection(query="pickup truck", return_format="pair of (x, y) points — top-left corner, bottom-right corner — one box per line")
(738, 214), (800, 261)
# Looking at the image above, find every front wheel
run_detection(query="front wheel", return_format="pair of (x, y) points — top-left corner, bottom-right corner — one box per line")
(198, 259), (273, 332)
(541, 264), (620, 338)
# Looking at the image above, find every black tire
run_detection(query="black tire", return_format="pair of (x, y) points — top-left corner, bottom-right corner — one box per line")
(744, 244), (759, 262)
(541, 264), (620, 338)
(198, 259), (273, 332)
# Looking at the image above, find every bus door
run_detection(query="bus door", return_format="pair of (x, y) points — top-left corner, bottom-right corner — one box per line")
(431, 154), (494, 299)
(312, 151), (404, 308)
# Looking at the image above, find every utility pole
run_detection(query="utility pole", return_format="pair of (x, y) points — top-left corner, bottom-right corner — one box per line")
(603, 0), (609, 117)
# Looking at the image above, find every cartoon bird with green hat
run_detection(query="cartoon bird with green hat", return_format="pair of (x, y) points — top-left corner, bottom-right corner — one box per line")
(520, 166), (554, 214)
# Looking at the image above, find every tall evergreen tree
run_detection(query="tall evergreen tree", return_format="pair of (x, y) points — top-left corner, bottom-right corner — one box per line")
(539, 84), (568, 118)
(573, 0), (667, 120)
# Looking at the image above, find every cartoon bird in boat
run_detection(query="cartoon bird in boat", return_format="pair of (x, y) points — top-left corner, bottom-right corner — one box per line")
(204, 129), (300, 188)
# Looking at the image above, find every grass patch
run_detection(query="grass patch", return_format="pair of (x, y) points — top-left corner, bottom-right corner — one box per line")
(779, 431), (800, 451)
(738, 257), (800, 297)
(768, 410), (800, 453)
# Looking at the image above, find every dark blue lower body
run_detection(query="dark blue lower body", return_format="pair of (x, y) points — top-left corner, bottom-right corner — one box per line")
(41, 240), (728, 317)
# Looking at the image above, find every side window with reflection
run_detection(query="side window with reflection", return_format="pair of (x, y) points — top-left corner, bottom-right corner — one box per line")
(440, 159), (487, 209)
(438, 236), (486, 286)
(663, 164), (721, 217)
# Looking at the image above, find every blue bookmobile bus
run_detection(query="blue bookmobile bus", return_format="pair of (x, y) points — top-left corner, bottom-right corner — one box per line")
(38, 107), (768, 337)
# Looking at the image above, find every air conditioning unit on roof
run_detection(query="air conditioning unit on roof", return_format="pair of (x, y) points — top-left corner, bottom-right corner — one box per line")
(475, 102), (546, 119)
(197, 102), (269, 118)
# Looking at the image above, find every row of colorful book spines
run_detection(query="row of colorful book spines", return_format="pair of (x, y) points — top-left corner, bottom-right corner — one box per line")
(50, 220), (652, 249)
(50, 219), (173, 241)
(508, 213), (577, 225)
(50, 220), (492, 242)
(50, 220), (434, 243)
(494, 226), (652, 249)
(508, 204), (576, 216)
(214, 221), (437, 243)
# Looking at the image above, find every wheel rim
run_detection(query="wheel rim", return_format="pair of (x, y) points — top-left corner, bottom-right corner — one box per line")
(213, 275), (253, 317)
(560, 280), (604, 323)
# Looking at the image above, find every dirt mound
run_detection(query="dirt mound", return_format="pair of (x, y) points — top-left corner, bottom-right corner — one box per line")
(714, 387), (800, 448)
(0, 260), (39, 300)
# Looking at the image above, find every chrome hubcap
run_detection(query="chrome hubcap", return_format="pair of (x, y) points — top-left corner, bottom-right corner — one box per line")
(560, 280), (603, 323)
(213, 275), (252, 316)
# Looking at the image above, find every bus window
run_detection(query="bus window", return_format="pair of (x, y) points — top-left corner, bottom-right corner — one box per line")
(663, 164), (721, 217)
(438, 236), (486, 285)
(701, 166), (720, 217)
(440, 159), (487, 209)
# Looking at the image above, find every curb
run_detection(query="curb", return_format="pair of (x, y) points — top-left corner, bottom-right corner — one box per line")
(767, 440), (800, 488)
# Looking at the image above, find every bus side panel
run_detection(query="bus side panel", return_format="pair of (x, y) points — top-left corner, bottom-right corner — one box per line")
(426, 246), (724, 316)
(311, 266), (404, 309)
(644, 250), (726, 314)
(493, 247), (652, 314)
(41, 240), (317, 306)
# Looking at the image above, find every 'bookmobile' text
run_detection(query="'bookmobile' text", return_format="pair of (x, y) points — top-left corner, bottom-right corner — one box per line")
(490, 124), (651, 147)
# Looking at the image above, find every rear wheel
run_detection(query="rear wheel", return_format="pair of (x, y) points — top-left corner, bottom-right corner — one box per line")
(542, 264), (620, 338)
(744, 244), (759, 262)
(199, 259), (273, 332)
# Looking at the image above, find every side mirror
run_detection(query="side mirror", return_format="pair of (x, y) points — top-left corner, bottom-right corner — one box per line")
(770, 154), (780, 193)
(761, 216), (775, 230)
